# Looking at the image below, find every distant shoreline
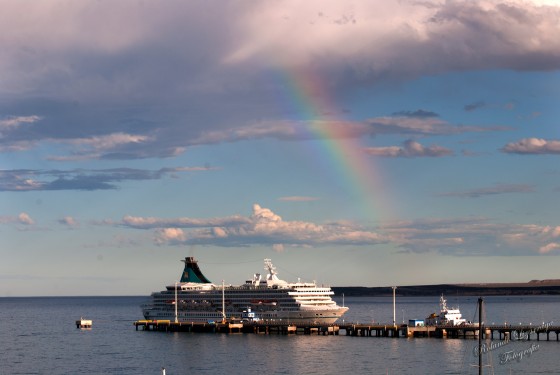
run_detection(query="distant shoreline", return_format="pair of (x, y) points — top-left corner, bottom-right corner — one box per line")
(333, 280), (560, 297)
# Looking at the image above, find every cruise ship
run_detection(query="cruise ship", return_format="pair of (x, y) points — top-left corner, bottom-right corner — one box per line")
(141, 257), (349, 324)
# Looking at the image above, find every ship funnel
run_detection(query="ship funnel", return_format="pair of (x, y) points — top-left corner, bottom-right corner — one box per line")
(179, 257), (212, 283)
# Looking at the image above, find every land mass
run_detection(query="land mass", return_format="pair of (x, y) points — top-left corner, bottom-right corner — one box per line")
(333, 279), (560, 297)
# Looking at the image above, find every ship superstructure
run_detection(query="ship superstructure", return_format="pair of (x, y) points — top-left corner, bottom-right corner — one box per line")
(142, 257), (348, 324)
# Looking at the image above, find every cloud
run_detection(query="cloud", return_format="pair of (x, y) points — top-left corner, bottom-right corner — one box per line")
(119, 204), (387, 248)
(0, 116), (43, 152)
(382, 219), (560, 256)
(364, 140), (453, 158)
(58, 216), (79, 227)
(102, 205), (560, 256)
(0, 115), (42, 130)
(391, 110), (439, 118)
(438, 183), (535, 198)
(539, 243), (560, 254)
(192, 119), (376, 144)
(365, 116), (508, 136)
(501, 138), (560, 154)
(18, 213), (34, 225)
(192, 116), (507, 146)
(155, 228), (187, 245)
(0, 113), (163, 158)
(464, 101), (486, 112)
(121, 214), (250, 229)
(224, 1), (560, 74)
(462, 100), (516, 113)
(47, 133), (152, 161)
(393, 109), (439, 118)
(0, 1), (551, 160)
(0, 212), (34, 225)
(0, 110), (502, 160)
(0, 167), (216, 192)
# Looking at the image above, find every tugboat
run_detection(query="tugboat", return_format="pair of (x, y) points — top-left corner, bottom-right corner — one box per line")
(425, 295), (466, 326)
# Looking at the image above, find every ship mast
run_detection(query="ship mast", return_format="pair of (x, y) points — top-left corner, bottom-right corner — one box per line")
(392, 286), (397, 326)
(174, 281), (178, 323)
(478, 297), (483, 375)
(222, 279), (226, 322)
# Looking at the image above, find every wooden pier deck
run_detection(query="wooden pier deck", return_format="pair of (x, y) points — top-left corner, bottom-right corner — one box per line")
(340, 323), (560, 340)
(134, 320), (560, 341)
(134, 320), (340, 335)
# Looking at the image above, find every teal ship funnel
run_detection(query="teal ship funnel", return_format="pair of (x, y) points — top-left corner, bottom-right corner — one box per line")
(179, 257), (212, 283)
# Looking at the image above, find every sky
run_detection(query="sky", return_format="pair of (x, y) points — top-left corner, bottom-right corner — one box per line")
(1, 0), (560, 296)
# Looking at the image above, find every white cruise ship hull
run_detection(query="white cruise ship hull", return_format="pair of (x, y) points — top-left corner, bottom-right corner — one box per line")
(143, 304), (348, 325)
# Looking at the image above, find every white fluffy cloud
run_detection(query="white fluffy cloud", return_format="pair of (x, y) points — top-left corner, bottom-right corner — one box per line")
(0, 212), (35, 225)
(155, 228), (186, 245)
(18, 213), (34, 225)
(121, 204), (386, 248)
(539, 243), (560, 254)
(501, 138), (560, 154)
(114, 205), (560, 256)
(58, 216), (79, 227)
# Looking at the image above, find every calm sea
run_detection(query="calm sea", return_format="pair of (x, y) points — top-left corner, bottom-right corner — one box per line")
(1, 295), (559, 374)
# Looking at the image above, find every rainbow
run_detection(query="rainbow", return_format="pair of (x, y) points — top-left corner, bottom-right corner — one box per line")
(280, 67), (392, 221)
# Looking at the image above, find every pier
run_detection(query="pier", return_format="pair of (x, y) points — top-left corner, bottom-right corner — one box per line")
(134, 320), (340, 335)
(340, 323), (560, 340)
(134, 320), (560, 340)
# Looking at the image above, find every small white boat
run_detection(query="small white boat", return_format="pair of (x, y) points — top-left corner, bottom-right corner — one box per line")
(241, 307), (260, 323)
(76, 317), (92, 329)
(425, 295), (466, 326)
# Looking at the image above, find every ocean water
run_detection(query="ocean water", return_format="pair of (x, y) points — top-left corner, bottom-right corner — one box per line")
(1, 295), (559, 374)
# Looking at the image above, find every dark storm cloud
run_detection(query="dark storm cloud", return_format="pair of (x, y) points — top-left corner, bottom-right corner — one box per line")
(1, 1), (559, 160)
